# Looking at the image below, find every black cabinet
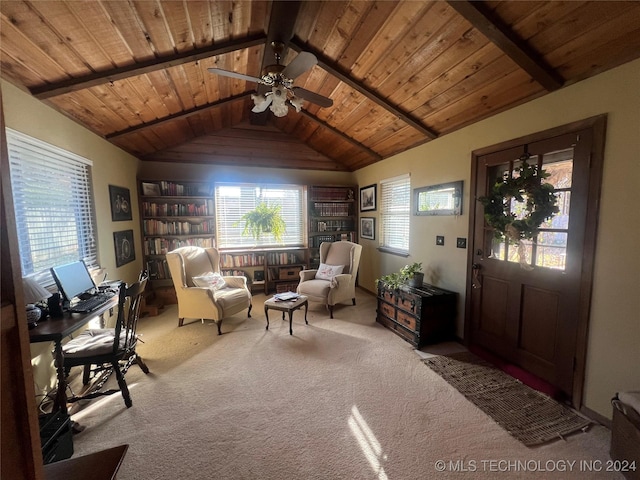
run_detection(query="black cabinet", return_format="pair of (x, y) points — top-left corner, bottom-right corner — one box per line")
(376, 283), (457, 348)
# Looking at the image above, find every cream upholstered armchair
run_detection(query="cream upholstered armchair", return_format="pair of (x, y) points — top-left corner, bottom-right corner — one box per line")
(166, 246), (252, 334)
(297, 241), (362, 318)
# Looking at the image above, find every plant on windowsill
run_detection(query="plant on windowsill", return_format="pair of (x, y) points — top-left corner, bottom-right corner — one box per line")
(235, 201), (287, 244)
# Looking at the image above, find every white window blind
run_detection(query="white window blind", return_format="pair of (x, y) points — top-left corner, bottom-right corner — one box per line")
(380, 174), (410, 254)
(215, 183), (305, 248)
(7, 129), (97, 285)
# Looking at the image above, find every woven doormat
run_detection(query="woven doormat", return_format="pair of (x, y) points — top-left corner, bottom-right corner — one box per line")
(422, 351), (591, 446)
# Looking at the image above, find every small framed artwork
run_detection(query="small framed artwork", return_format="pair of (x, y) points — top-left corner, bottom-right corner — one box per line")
(141, 182), (161, 196)
(114, 229), (135, 267)
(360, 217), (375, 240)
(109, 185), (132, 221)
(360, 184), (377, 212)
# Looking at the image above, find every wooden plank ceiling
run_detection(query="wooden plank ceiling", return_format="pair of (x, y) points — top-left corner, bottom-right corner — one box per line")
(1, 1), (639, 172)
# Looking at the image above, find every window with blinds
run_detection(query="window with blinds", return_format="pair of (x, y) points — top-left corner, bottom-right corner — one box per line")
(215, 183), (305, 249)
(380, 174), (411, 254)
(7, 129), (98, 286)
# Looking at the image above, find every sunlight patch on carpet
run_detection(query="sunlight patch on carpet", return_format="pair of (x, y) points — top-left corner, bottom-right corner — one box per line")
(422, 351), (591, 446)
(349, 405), (389, 479)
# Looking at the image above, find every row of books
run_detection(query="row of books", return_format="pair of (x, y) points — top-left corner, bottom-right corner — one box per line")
(146, 259), (171, 280)
(311, 202), (353, 217)
(265, 252), (304, 265)
(157, 181), (211, 197)
(142, 200), (214, 217)
(143, 219), (215, 235)
(311, 220), (354, 232)
(144, 237), (215, 255)
(220, 253), (266, 268)
(309, 186), (355, 202)
(310, 233), (355, 247)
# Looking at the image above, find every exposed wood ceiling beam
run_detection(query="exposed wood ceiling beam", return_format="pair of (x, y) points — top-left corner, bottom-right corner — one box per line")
(30, 34), (267, 99)
(289, 39), (438, 140)
(447, 1), (564, 92)
(298, 110), (383, 162)
(105, 93), (252, 140)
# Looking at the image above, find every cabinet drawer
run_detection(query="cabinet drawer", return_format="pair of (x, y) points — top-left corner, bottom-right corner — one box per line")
(396, 292), (421, 315)
(379, 301), (396, 319)
(396, 310), (417, 332)
(376, 314), (416, 345)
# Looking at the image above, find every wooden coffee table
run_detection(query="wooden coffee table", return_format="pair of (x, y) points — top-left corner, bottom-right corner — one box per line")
(264, 295), (308, 335)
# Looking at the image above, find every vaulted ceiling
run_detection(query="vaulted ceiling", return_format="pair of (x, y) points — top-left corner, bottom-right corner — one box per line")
(1, 1), (639, 172)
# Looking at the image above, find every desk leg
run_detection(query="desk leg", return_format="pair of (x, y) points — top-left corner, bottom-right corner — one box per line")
(52, 340), (68, 414)
(264, 306), (269, 330)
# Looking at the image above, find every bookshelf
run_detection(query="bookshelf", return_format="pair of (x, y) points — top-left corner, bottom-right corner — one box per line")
(308, 185), (358, 268)
(139, 180), (215, 288)
(219, 248), (308, 294)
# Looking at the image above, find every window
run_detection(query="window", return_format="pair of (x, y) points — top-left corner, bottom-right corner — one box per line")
(489, 150), (573, 271)
(215, 183), (305, 249)
(7, 129), (98, 285)
(379, 174), (410, 254)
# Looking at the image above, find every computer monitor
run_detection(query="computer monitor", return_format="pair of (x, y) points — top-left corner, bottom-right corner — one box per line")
(51, 260), (97, 303)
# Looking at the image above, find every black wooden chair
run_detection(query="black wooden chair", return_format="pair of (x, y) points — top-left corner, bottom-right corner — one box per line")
(63, 272), (150, 408)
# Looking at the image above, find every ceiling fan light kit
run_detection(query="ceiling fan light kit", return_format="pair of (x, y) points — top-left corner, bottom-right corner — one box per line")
(209, 41), (332, 118)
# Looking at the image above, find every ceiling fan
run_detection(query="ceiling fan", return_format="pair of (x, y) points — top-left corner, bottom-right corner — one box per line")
(208, 42), (333, 117)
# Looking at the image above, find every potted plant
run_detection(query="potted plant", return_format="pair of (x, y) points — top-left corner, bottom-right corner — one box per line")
(235, 201), (287, 243)
(401, 262), (423, 287)
(377, 262), (424, 290)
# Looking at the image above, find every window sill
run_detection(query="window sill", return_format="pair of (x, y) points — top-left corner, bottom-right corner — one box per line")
(377, 247), (409, 257)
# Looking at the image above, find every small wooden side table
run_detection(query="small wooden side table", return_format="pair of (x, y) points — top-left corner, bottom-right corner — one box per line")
(264, 295), (308, 335)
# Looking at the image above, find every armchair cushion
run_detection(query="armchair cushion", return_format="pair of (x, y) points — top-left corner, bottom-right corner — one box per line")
(315, 263), (344, 280)
(192, 272), (226, 290)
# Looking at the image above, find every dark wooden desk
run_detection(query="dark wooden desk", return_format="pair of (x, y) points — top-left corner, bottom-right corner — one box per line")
(44, 444), (128, 480)
(29, 297), (119, 413)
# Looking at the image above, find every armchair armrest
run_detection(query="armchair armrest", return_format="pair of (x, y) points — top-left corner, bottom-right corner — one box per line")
(330, 273), (351, 288)
(299, 269), (318, 282)
(222, 276), (248, 289)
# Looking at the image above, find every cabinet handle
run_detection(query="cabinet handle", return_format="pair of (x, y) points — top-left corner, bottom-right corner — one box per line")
(410, 299), (416, 312)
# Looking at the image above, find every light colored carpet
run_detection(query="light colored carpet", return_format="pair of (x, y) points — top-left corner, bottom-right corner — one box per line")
(69, 290), (620, 479)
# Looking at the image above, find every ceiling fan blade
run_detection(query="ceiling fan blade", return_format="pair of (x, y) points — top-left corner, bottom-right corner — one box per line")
(292, 87), (333, 108)
(208, 68), (263, 84)
(282, 52), (317, 79)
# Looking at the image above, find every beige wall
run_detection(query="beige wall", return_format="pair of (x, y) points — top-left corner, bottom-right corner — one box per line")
(354, 59), (640, 418)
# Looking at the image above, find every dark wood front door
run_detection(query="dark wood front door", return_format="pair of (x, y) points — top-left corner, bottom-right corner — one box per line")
(467, 118), (605, 404)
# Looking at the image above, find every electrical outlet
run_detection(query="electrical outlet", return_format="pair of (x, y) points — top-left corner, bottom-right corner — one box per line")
(436, 235), (444, 246)
(456, 237), (467, 249)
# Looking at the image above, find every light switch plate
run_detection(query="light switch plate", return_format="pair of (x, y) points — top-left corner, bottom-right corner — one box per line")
(436, 235), (444, 246)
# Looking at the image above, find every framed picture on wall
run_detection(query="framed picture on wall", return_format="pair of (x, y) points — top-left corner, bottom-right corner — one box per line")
(109, 185), (132, 221)
(360, 184), (377, 212)
(360, 217), (375, 240)
(114, 229), (135, 267)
